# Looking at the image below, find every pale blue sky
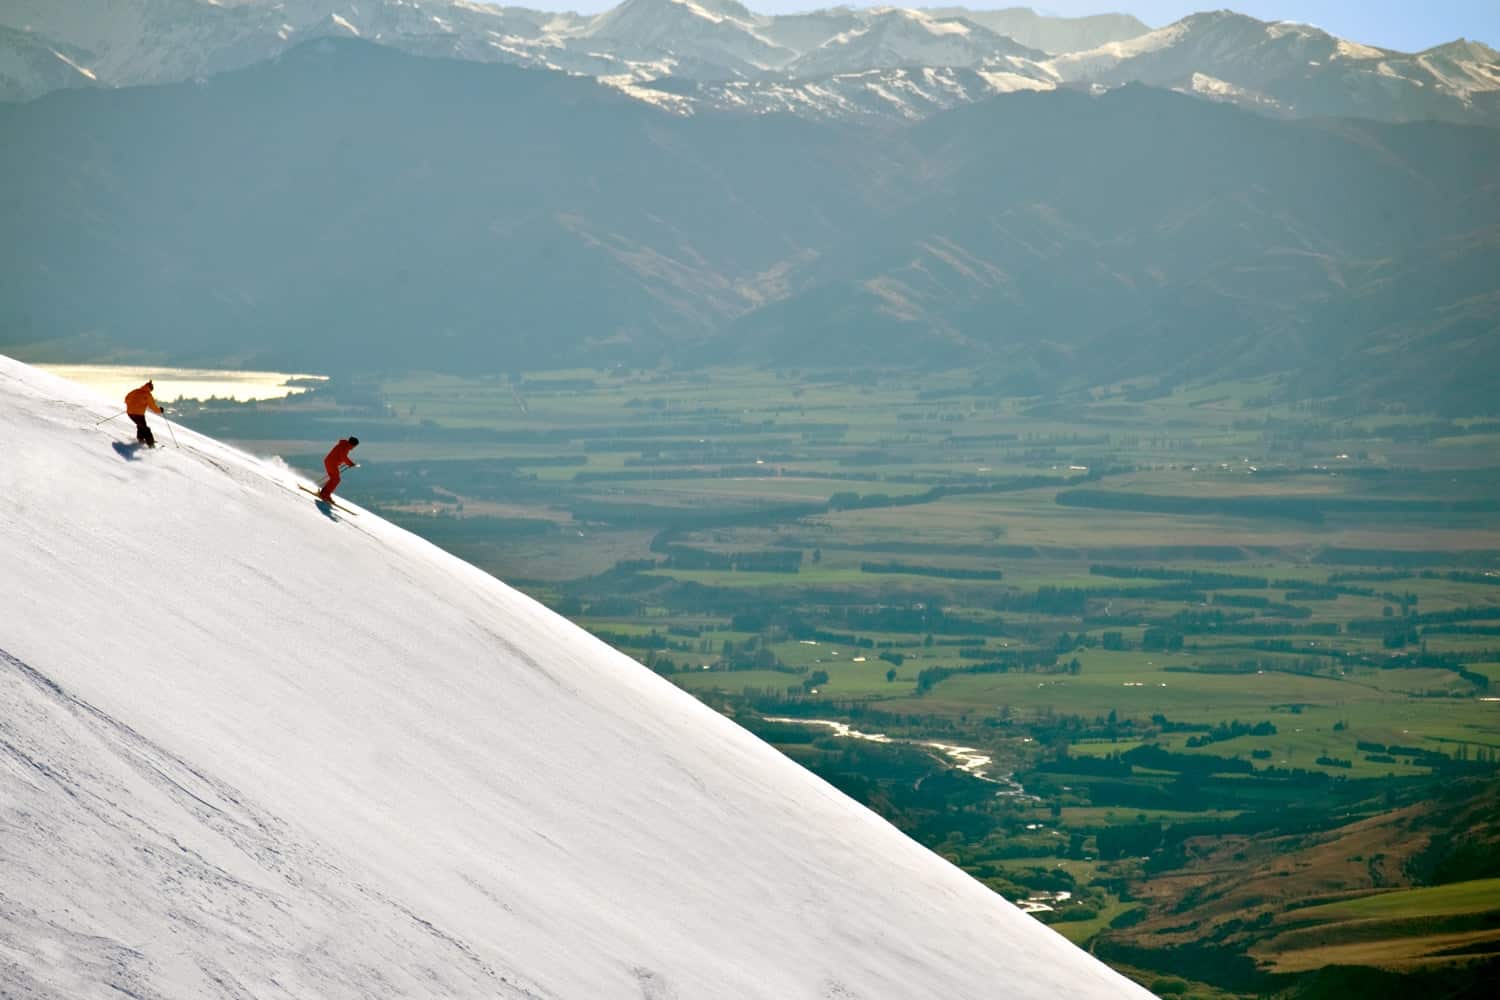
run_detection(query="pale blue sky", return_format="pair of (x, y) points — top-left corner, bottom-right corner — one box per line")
(506, 2), (1497, 52)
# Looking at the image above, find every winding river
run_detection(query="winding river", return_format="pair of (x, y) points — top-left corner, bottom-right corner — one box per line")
(762, 717), (1031, 798)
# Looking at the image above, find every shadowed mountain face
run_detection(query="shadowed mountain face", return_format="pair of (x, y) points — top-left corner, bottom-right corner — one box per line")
(736, 86), (1500, 412)
(0, 40), (881, 370)
(3, 40), (1498, 410)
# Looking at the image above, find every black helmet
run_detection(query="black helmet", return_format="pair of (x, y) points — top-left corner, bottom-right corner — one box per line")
(348, 436), (360, 446)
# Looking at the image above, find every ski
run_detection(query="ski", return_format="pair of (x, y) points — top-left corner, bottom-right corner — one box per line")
(297, 484), (359, 516)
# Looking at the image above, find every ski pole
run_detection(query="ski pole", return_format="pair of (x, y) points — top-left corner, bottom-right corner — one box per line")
(95, 410), (125, 426)
(164, 417), (180, 449)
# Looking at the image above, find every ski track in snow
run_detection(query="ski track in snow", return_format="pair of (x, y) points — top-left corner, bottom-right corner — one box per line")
(0, 355), (1152, 999)
(0, 648), (537, 1000)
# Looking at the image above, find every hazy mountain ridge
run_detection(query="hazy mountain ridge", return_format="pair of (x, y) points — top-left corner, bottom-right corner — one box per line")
(4, 1), (1494, 125)
(0, 39), (879, 369)
(647, 62), (1052, 121)
(0, 0), (1102, 100)
(744, 87), (1500, 409)
(4, 39), (1498, 411)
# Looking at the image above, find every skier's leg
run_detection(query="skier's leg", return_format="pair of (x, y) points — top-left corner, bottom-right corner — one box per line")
(130, 414), (153, 446)
(320, 464), (341, 501)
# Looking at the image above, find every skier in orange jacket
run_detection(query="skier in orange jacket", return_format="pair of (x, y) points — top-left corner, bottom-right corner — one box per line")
(318, 437), (360, 502)
(124, 381), (162, 448)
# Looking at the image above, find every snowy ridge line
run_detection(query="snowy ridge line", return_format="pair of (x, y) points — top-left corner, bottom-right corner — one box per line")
(1, 2), (1494, 123)
(1, 354), (1151, 999)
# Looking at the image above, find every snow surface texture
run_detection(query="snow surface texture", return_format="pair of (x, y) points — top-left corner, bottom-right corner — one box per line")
(0, 354), (1152, 998)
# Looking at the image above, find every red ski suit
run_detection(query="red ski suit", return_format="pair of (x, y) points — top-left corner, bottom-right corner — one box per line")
(320, 439), (358, 499)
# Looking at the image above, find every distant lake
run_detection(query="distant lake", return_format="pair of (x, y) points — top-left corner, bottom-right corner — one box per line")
(40, 364), (327, 404)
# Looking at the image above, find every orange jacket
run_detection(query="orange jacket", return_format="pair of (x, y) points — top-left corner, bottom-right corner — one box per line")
(324, 439), (358, 470)
(125, 384), (161, 416)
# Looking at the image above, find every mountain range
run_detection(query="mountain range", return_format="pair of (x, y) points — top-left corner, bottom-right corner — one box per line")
(2, 1), (1497, 126)
(4, 37), (1498, 412)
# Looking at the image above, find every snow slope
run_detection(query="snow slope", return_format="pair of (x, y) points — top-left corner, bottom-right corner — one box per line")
(785, 9), (1040, 77)
(0, 355), (1151, 998)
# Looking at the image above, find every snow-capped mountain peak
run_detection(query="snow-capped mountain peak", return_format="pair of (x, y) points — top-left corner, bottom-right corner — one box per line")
(0, 3), (1495, 125)
(789, 7), (1044, 77)
(1044, 9), (1500, 123)
(590, 0), (759, 33)
(581, 0), (796, 74)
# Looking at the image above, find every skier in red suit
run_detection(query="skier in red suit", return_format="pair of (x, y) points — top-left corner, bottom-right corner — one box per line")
(318, 437), (359, 502)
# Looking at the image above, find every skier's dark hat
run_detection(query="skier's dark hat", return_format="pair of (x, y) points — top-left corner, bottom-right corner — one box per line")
(349, 436), (360, 446)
